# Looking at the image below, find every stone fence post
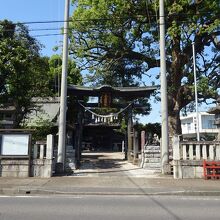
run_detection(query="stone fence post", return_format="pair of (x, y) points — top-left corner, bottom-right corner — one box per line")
(46, 134), (54, 160)
(31, 134), (54, 177)
(172, 135), (182, 179)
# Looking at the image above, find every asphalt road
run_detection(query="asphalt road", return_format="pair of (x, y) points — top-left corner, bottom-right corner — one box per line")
(0, 195), (220, 220)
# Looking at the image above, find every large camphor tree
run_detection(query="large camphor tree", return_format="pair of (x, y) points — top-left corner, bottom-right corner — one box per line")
(68, 0), (220, 136)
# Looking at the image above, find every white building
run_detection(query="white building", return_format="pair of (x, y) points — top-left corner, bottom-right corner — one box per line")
(180, 112), (219, 140)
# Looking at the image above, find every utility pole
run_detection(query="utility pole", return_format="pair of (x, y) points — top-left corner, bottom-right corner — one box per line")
(192, 42), (200, 141)
(159, 0), (169, 174)
(56, 0), (70, 173)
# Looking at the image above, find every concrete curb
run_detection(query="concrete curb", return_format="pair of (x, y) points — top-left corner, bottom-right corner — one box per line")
(1, 187), (220, 196)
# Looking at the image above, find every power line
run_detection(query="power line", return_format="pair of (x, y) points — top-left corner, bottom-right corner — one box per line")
(29, 27), (62, 32)
(1, 19), (209, 34)
(0, 14), (217, 39)
(0, 27), (63, 34)
(16, 16), (156, 25)
(32, 33), (63, 38)
(4, 11), (214, 26)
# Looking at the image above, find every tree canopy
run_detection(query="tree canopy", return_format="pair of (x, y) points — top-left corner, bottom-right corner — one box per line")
(0, 20), (52, 127)
(69, 0), (220, 135)
(0, 19), (84, 128)
(48, 54), (83, 95)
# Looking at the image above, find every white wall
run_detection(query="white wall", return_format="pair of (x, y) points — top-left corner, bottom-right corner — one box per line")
(181, 112), (218, 136)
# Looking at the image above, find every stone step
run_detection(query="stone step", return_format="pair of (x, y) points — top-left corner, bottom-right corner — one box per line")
(143, 163), (161, 169)
(144, 158), (161, 163)
(142, 144), (161, 171)
(144, 149), (160, 154)
(143, 167), (161, 171)
(144, 145), (160, 151)
(144, 153), (161, 158)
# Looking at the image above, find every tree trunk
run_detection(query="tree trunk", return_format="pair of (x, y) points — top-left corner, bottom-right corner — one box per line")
(168, 111), (182, 137)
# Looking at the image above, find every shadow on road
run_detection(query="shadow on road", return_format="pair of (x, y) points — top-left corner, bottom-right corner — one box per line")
(73, 151), (141, 176)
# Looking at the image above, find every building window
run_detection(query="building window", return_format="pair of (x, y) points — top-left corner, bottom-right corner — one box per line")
(187, 123), (191, 131)
(208, 119), (216, 129)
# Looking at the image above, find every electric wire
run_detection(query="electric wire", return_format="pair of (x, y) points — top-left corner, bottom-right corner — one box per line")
(0, 12), (217, 39)
(0, 20), (211, 39)
(13, 11), (215, 26)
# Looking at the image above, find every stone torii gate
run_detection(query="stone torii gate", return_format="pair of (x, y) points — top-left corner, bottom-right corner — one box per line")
(65, 85), (157, 168)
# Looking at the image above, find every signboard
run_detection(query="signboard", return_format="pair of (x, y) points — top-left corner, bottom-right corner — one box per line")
(0, 134), (30, 156)
(100, 92), (112, 107)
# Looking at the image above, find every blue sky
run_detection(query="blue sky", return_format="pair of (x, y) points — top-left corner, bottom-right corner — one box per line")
(0, 0), (70, 56)
(1, 1), (214, 124)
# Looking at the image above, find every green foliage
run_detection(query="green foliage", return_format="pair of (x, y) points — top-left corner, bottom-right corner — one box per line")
(0, 20), (83, 131)
(48, 54), (83, 94)
(70, 0), (156, 86)
(70, 0), (220, 134)
(134, 122), (161, 138)
(27, 117), (56, 142)
(118, 118), (127, 134)
(0, 20), (52, 127)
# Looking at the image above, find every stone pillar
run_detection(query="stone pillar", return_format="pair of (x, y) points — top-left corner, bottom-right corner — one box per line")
(124, 130), (128, 160)
(133, 130), (139, 164)
(75, 126), (80, 168)
(140, 130), (146, 168)
(78, 108), (83, 161)
(33, 144), (38, 159)
(46, 134), (54, 160)
(141, 131), (145, 151)
(122, 140), (125, 153)
(40, 144), (45, 159)
(127, 107), (133, 162)
(75, 105), (83, 168)
(172, 135), (181, 179)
